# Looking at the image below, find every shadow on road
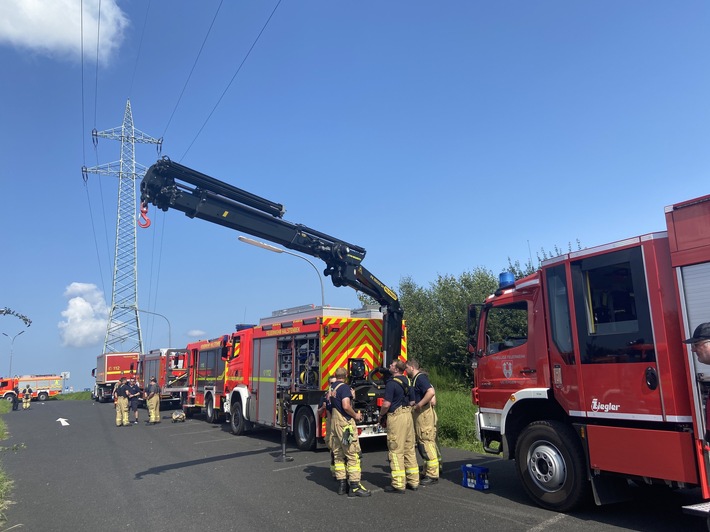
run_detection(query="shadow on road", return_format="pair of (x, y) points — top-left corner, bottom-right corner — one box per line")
(134, 445), (280, 480)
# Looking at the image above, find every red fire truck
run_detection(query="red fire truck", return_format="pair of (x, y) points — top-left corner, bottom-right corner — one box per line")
(468, 194), (710, 517)
(0, 375), (63, 402)
(224, 305), (406, 450)
(180, 334), (234, 423)
(179, 306), (406, 450)
(138, 347), (188, 406)
(91, 352), (139, 402)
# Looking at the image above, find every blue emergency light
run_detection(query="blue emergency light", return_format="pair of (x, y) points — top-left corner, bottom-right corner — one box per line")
(499, 272), (515, 289)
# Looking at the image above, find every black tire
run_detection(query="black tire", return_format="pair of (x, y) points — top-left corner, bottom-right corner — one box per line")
(37, 392), (48, 402)
(205, 396), (217, 424)
(4, 394), (14, 402)
(294, 407), (316, 451)
(515, 420), (590, 512)
(230, 401), (251, 435)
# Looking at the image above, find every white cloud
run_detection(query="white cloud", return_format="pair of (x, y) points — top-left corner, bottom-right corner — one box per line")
(58, 282), (108, 348)
(187, 329), (206, 338)
(0, 0), (129, 63)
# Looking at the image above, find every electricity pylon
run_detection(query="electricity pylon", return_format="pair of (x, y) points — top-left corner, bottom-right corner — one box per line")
(82, 99), (162, 354)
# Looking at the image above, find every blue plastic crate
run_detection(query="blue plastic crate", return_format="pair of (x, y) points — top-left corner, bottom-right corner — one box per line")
(461, 464), (489, 490)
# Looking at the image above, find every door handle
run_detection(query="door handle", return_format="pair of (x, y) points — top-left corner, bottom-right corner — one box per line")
(520, 368), (536, 375)
(645, 367), (658, 390)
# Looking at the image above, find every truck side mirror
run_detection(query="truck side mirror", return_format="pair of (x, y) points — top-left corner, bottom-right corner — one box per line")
(467, 304), (478, 351)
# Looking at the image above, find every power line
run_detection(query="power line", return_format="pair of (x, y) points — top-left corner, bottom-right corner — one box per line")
(179, 0), (283, 161)
(93, 0), (102, 130)
(162, 0), (225, 139)
(128, 0), (153, 97)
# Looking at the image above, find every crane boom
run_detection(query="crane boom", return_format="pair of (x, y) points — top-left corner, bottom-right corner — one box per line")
(140, 157), (403, 365)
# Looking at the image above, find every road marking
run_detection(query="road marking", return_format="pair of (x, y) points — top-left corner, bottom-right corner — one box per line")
(528, 513), (566, 531)
(56, 418), (69, 426)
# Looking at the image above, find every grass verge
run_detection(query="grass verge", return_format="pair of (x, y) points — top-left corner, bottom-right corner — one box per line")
(0, 399), (13, 524)
(56, 391), (92, 401)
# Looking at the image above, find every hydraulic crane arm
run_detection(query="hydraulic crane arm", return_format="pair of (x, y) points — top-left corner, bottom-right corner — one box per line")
(140, 157), (403, 366)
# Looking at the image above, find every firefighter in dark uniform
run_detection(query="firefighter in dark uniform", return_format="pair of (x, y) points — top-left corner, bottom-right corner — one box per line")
(406, 358), (441, 485)
(127, 378), (141, 424)
(379, 359), (419, 493)
(12, 385), (19, 411)
(330, 366), (371, 497)
(114, 377), (131, 426)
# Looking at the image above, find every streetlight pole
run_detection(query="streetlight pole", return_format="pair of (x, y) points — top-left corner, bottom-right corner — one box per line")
(238, 236), (325, 308)
(117, 306), (172, 348)
(2, 330), (25, 377)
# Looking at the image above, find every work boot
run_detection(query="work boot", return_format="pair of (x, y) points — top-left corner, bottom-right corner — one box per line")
(348, 482), (371, 497)
(384, 485), (405, 494)
(337, 480), (348, 495)
(420, 476), (439, 486)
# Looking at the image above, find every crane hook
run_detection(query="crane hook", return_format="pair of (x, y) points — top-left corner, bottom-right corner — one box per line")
(138, 202), (151, 228)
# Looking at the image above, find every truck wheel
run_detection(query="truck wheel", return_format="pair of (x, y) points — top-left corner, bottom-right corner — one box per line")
(294, 407), (316, 451)
(37, 392), (48, 402)
(515, 420), (590, 512)
(230, 401), (251, 435)
(4, 395), (14, 402)
(205, 398), (217, 424)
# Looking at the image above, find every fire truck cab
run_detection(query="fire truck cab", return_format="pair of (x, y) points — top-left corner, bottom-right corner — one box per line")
(469, 194), (710, 514)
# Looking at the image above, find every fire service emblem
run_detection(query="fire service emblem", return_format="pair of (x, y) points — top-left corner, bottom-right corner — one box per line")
(502, 361), (513, 378)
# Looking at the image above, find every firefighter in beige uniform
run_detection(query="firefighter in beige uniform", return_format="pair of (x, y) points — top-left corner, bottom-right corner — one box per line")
(22, 385), (32, 410)
(330, 367), (371, 497)
(406, 358), (441, 484)
(145, 377), (161, 424)
(114, 377), (131, 426)
(379, 359), (419, 493)
(316, 375), (338, 477)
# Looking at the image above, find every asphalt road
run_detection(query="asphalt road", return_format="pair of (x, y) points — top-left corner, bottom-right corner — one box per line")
(0, 400), (706, 531)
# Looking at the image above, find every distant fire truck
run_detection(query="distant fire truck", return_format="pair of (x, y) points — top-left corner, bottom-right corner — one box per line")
(91, 352), (139, 402)
(138, 347), (188, 406)
(180, 334), (234, 424)
(0, 375), (63, 402)
(468, 194), (710, 519)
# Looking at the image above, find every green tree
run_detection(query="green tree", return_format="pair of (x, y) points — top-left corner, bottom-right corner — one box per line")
(399, 269), (497, 379)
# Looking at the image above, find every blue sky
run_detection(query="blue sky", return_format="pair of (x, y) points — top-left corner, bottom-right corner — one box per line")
(1, 1), (708, 390)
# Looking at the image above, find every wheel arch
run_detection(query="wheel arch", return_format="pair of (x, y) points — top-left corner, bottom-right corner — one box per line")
(228, 386), (250, 416)
(502, 389), (568, 460)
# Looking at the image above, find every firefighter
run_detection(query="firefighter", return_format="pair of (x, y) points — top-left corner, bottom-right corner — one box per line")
(684, 323), (710, 441)
(21, 384), (32, 410)
(379, 359), (419, 493)
(114, 377), (131, 426)
(12, 385), (19, 411)
(317, 375), (338, 477)
(330, 366), (371, 497)
(127, 378), (142, 424)
(406, 358), (441, 485)
(145, 376), (161, 424)
(112, 375), (123, 404)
